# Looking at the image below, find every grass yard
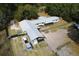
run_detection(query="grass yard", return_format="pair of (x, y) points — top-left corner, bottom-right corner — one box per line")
(0, 30), (14, 55)
(41, 19), (72, 32)
(8, 25), (56, 56)
(10, 35), (55, 56)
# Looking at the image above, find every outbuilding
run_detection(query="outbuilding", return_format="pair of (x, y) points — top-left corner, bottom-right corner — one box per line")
(29, 16), (60, 27)
(19, 16), (60, 46)
(19, 20), (45, 46)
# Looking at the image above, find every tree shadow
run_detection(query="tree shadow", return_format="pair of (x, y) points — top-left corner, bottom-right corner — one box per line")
(67, 25), (79, 43)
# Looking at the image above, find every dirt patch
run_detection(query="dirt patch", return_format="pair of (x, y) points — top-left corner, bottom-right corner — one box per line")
(42, 29), (71, 52)
(42, 29), (79, 56)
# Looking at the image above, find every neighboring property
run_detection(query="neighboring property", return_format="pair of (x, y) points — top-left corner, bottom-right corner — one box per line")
(19, 20), (45, 46)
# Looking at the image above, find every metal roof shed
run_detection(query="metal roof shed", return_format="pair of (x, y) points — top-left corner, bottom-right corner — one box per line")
(19, 20), (44, 45)
(45, 17), (60, 23)
(29, 16), (60, 26)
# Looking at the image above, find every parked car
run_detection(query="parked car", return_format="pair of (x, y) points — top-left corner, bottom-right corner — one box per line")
(25, 43), (32, 50)
(73, 23), (79, 30)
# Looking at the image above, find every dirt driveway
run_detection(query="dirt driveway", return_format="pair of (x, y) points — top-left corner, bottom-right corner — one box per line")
(42, 29), (79, 56)
(42, 29), (71, 51)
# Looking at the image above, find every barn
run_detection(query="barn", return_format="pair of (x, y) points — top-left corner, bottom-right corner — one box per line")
(19, 20), (45, 45)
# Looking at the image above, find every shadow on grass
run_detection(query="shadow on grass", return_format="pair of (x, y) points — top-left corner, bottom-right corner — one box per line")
(67, 25), (79, 43)
(8, 33), (26, 39)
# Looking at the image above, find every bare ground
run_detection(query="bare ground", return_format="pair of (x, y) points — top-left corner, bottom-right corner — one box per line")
(42, 29), (79, 56)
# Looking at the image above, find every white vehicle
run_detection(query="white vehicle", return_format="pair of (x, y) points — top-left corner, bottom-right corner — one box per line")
(25, 43), (32, 50)
(22, 36), (27, 42)
(73, 23), (79, 30)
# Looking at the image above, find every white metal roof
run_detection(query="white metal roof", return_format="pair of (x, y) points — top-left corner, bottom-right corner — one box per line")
(19, 16), (60, 42)
(19, 20), (44, 41)
(29, 16), (60, 25)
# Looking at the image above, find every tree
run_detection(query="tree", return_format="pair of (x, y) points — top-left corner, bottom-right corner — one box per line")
(0, 4), (16, 37)
(44, 4), (79, 22)
(22, 4), (38, 20)
(70, 4), (79, 23)
(14, 4), (38, 21)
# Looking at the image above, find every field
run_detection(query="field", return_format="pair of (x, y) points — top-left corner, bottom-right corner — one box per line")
(0, 18), (79, 56)
(0, 30), (14, 55)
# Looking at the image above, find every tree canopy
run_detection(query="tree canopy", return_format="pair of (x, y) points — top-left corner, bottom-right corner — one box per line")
(0, 4), (16, 31)
(1, 3), (79, 32)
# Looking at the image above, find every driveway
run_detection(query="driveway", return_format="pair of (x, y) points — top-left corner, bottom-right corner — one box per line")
(42, 29), (79, 56)
(42, 29), (71, 51)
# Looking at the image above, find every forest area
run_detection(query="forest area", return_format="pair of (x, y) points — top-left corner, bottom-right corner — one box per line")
(0, 4), (79, 33)
(0, 4), (79, 34)
(0, 3), (79, 55)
